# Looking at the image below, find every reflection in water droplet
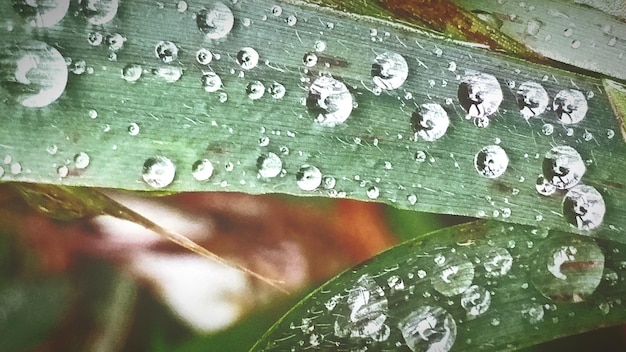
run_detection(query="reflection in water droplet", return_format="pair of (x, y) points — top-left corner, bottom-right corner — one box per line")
(257, 152), (282, 178)
(474, 145), (509, 179)
(516, 81), (549, 119)
(142, 156), (176, 188)
(553, 89), (588, 124)
(411, 103), (449, 141)
(531, 234), (604, 302)
(334, 275), (390, 341)
(535, 174), (557, 196)
(371, 51), (408, 90)
(398, 305), (457, 352)
(201, 72), (221, 92)
(483, 247), (513, 278)
(236, 47), (259, 70)
(460, 285), (491, 317)
(307, 76), (353, 127)
(541, 123), (554, 136)
(155, 41), (178, 63)
(296, 164), (322, 191)
(431, 259), (474, 297)
(74, 152), (90, 169)
(122, 63), (142, 82)
(191, 158), (214, 181)
(196, 48), (213, 65)
(521, 303), (544, 324)
(80, 0), (118, 25)
(542, 146), (585, 190)
(268, 82), (286, 99)
(0, 40), (68, 107)
(302, 52), (318, 67)
(13, 0), (70, 27)
(246, 80), (265, 100)
(458, 71), (503, 118)
(196, 2), (234, 39)
(367, 186), (380, 199)
(563, 185), (606, 231)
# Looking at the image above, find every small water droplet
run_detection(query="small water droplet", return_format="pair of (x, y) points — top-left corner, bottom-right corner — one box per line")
(307, 76), (353, 127)
(196, 2), (234, 39)
(13, 0), (70, 28)
(483, 247), (513, 277)
(177, 1), (188, 12)
(106, 33), (125, 51)
(398, 305), (457, 352)
(152, 66), (183, 83)
(313, 40), (326, 52)
(411, 103), (450, 141)
(535, 174), (557, 196)
(371, 51), (408, 90)
(302, 52), (318, 67)
(286, 14), (297, 26)
(322, 176), (336, 189)
(521, 303), (544, 324)
(367, 186), (380, 199)
(128, 122), (140, 136)
(196, 48), (213, 65)
(542, 145), (585, 190)
(122, 63), (142, 82)
(80, 0), (118, 25)
(74, 152), (90, 169)
(257, 152), (282, 178)
(474, 145), (509, 179)
(191, 158), (213, 181)
(415, 151), (427, 162)
(270, 5), (282, 16)
(268, 81), (286, 99)
(87, 32), (103, 46)
(142, 156), (176, 188)
(461, 285), (491, 317)
(246, 80), (265, 100)
(236, 47), (259, 70)
(431, 258), (475, 296)
(541, 123), (554, 136)
(296, 164), (322, 191)
(201, 71), (222, 92)
(553, 89), (588, 124)
(155, 41), (178, 63)
(57, 164), (69, 178)
(516, 81), (549, 119)
(407, 194), (418, 205)
(563, 184), (606, 231)
(458, 71), (503, 119)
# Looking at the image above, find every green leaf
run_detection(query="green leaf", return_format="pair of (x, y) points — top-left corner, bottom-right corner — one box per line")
(0, 0), (624, 242)
(251, 220), (626, 351)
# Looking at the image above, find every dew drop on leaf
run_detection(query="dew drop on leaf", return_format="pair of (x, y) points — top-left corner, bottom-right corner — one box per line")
(87, 31), (103, 46)
(268, 81), (286, 99)
(535, 174), (557, 196)
(371, 51), (408, 90)
(13, 0), (69, 28)
(411, 103), (450, 141)
(460, 285), (491, 317)
(483, 247), (513, 278)
(74, 152), (90, 169)
(246, 80), (265, 100)
(196, 48), (213, 65)
(142, 156), (176, 188)
(307, 76), (353, 127)
(521, 303), (545, 324)
(302, 52), (318, 67)
(458, 70), (503, 119)
(196, 2), (234, 39)
(366, 186), (380, 199)
(191, 158), (213, 181)
(542, 145), (585, 190)
(431, 258), (475, 297)
(257, 152), (282, 178)
(128, 122), (140, 136)
(553, 89), (588, 124)
(296, 164), (322, 191)
(474, 145), (509, 179)
(201, 71), (221, 92)
(155, 41), (179, 64)
(121, 63), (142, 82)
(152, 66), (183, 83)
(236, 47), (259, 70)
(562, 184), (606, 231)
(516, 81), (549, 119)
(80, 0), (119, 25)
(270, 5), (282, 16)
(397, 305), (457, 352)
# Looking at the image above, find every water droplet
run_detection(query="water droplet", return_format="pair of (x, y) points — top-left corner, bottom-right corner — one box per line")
(458, 71), (503, 118)
(431, 259), (474, 296)
(106, 33), (125, 51)
(460, 285), (491, 317)
(415, 151), (427, 162)
(521, 303), (544, 324)
(367, 186), (380, 199)
(563, 184), (606, 231)
(196, 2), (234, 39)
(516, 81), (549, 119)
(411, 103), (450, 141)
(46, 145), (57, 155)
(531, 234), (604, 302)
(152, 66), (183, 83)
(74, 152), (90, 169)
(80, 0), (118, 25)
(553, 89), (588, 124)
(236, 47), (259, 70)
(10, 162), (21, 175)
(296, 164), (322, 191)
(334, 275), (389, 340)
(387, 275), (405, 291)
(13, 0), (69, 27)
(541, 123), (554, 136)
(1, 40), (68, 107)
(302, 52), (318, 67)
(270, 5), (282, 16)
(313, 40), (326, 52)
(542, 146), (585, 190)
(257, 152), (282, 178)
(608, 36), (618, 47)
(483, 247), (513, 277)
(155, 41), (178, 63)
(407, 194), (418, 205)
(196, 48), (213, 65)
(268, 82), (286, 99)
(87, 32), (103, 46)
(201, 71), (222, 92)
(121, 63), (142, 82)
(246, 80), (265, 100)
(371, 51), (408, 90)
(474, 145), (509, 179)
(286, 14), (297, 26)
(128, 122), (140, 136)
(397, 305), (457, 352)
(191, 158), (214, 181)
(307, 76), (353, 127)
(57, 164), (69, 178)
(535, 174), (557, 196)
(142, 156), (176, 188)
(322, 176), (336, 189)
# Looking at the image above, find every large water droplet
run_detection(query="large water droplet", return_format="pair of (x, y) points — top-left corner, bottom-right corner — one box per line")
(0, 40), (68, 107)
(553, 89), (588, 124)
(460, 285), (491, 317)
(142, 156), (176, 188)
(236, 47), (259, 70)
(296, 164), (322, 191)
(531, 234), (604, 302)
(191, 158), (214, 181)
(257, 152), (282, 178)
(516, 81), (549, 119)
(196, 2), (234, 39)
(80, 0), (119, 25)
(371, 51), (408, 90)
(563, 184), (606, 231)
(458, 71), (503, 119)
(431, 258), (475, 296)
(155, 41), (179, 64)
(483, 247), (513, 278)
(307, 76), (353, 127)
(411, 103), (450, 141)
(201, 71), (221, 92)
(334, 275), (389, 341)
(474, 145), (509, 179)
(398, 305), (457, 352)
(13, 0), (69, 27)
(542, 145), (585, 190)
